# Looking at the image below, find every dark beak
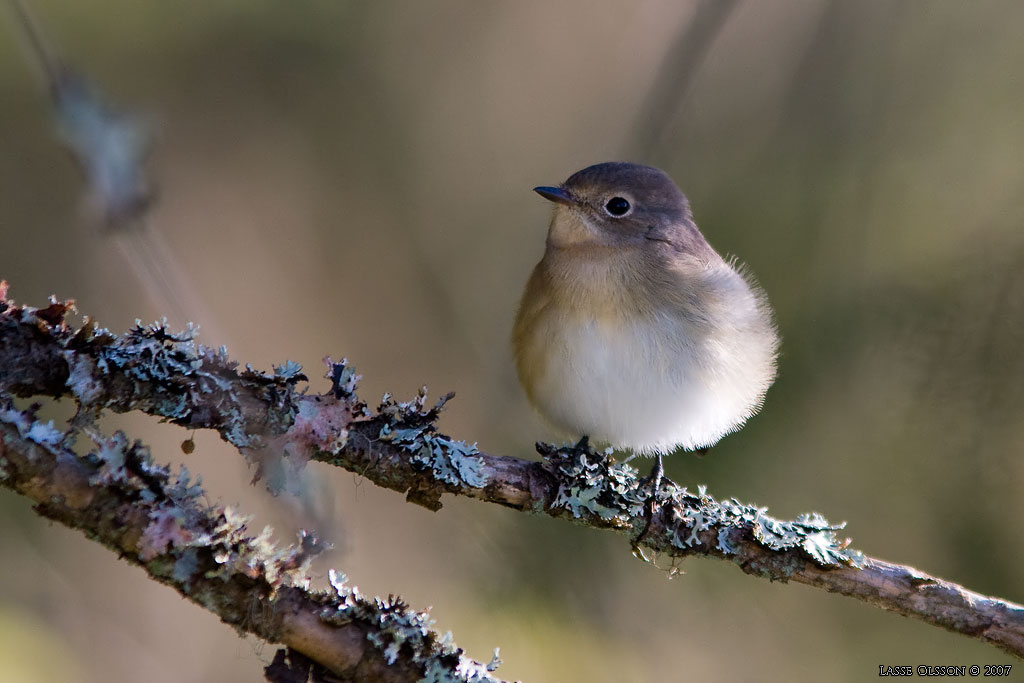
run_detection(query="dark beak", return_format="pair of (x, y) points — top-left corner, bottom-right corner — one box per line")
(533, 186), (576, 206)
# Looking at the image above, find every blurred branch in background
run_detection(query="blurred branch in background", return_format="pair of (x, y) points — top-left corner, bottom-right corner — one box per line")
(7, 0), (483, 385)
(1, 285), (1022, 669)
(0, 286), (505, 683)
(4, 0), (214, 334)
(631, 0), (739, 161)
(3, 0), (344, 542)
(7, 0), (152, 224)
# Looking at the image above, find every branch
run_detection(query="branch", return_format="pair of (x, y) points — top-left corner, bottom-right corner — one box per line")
(0, 289), (505, 681)
(0, 405), (504, 681)
(2, 283), (1023, 662)
(631, 0), (739, 160)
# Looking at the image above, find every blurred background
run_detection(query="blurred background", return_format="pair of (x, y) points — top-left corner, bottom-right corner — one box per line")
(2, 1), (1023, 681)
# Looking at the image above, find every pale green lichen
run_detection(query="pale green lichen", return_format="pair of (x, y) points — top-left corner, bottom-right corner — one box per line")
(172, 548), (200, 584)
(73, 422), (321, 590)
(675, 507), (709, 548)
(544, 446), (646, 525)
(541, 443), (864, 569)
(1, 387), (322, 597)
(422, 652), (504, 683)
(272, 360), (304, 381)
(717, 527), (739, 555)
(25, 420), (64, 448)
(66, 355), (105, 405)
(410, 434), (486, 488)
(328, 359), (361, 399)
(100, 320), (204, 385)
(375, 388), (488, 489)
(324, 570), (503, 682)
(554, 484), (631, 521)
(1, 404), (65, 457)
(61, 318), (305, 454)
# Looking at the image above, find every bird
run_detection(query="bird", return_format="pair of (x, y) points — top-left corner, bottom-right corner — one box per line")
(513, 162), (779, 534)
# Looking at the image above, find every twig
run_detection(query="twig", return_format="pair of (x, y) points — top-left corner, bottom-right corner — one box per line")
(1, 283), (1022, 661)
(0, 370), (504, 681)
(631, 0), (740, 160)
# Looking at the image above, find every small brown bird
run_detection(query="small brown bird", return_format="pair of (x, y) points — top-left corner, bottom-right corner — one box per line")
(514, 162), (778, 476)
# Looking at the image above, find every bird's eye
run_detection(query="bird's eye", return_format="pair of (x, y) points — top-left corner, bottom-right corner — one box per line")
(604, 197), (631, 217)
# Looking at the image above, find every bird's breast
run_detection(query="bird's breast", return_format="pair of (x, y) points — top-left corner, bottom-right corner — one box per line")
(513, 254), (777, 453)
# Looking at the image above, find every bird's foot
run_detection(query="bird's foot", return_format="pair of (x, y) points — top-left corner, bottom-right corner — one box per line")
(573, 435), (591, 452)
(631, 453), (664, 558)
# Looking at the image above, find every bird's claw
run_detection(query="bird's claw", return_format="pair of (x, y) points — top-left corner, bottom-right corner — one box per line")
(632, 453), (664, 554)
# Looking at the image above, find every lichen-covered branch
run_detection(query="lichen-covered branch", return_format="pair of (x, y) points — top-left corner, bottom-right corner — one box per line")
(2, 283), (1023, 661)
(0, 395), (504, 682)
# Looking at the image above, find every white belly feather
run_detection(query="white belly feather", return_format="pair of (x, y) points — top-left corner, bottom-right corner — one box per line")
(523, 263), (777, 454)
